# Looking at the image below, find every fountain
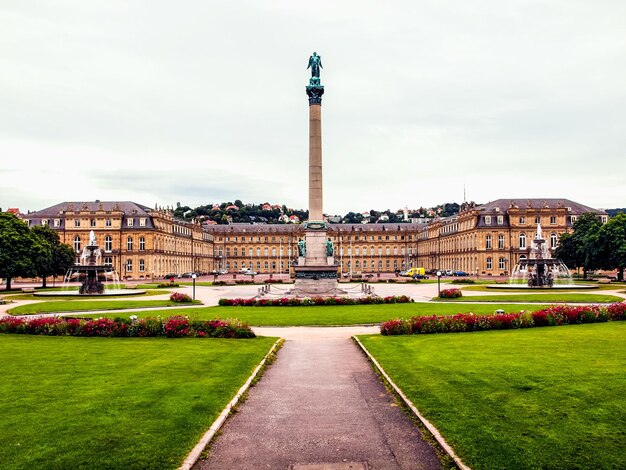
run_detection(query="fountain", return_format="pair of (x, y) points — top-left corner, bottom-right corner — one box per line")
(34, 231), (145, 297)
(487, 224), (597, 290)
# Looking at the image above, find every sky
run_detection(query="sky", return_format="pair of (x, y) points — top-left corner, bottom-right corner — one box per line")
(1, 0), (625, 215)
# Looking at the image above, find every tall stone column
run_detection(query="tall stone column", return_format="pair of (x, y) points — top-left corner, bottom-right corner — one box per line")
(308, 101), (323, 221)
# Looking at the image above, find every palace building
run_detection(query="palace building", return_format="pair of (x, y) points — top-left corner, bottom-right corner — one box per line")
(23, 198), (605, 279)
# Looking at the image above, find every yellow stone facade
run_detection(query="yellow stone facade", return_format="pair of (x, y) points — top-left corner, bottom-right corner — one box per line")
(25, 199), (605, 279)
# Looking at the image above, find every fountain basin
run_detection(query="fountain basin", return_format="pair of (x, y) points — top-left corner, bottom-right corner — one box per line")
(34, 289), (147, 297)
(486, 284), (598, 290)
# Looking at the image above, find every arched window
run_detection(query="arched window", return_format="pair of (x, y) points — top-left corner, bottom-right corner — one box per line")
(264, 247), (268, 256)
(73, 236), (81, 252)
(550, 233), (558, 249)
(139, 237), (145, 251)
(486, 257), (493, 270)
(498, 234), (505, 249)
(486, 235), (492, 249)
(355, 260), (360, 269)
(105, 236), (112, 252)
(126, 259), (133, 272)
(139, 259), (145, 272)
(127, 236), (133, 251)
(519, 233), (526, 249)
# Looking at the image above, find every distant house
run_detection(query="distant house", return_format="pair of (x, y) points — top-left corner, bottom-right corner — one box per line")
(6, 208), (23, 219)
(361, 212), (371, 223)
(289, 215), (300, 223)
(378, 214), (389, 222)
(225, 205), (239, 211)
(278, 214), (290, 223)
(261, 203), (273, 211)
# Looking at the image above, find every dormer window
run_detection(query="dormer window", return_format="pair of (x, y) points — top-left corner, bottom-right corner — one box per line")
(139, 218), (146, 227)
(497, 216), (503, 225)
(127, 218), (134, 227)
(485, 216), (492, 225)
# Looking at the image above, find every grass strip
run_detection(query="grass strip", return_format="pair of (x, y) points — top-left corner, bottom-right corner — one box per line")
(434, 293), (622, 303)
(0, 335), (277, 469)
(358, 323), (626, 470)
(81, 303), (552, 326)
(8, 299), (201, 315)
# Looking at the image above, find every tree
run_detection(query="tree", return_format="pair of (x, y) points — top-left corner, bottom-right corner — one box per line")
(31, 225), (75, 288)
(598, 213), (626, 281)
(555, 213), (603, 279)
(0, 213), (35, 290)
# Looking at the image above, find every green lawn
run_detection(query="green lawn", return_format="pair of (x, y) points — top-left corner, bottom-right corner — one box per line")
(359, 323), (626, 470)
(0, 335), (277, 469)
(4, 290), (167, 301)
(86, 303), (552, 326)
(434, 293), (623, 303)
(8, 299), (201, 315)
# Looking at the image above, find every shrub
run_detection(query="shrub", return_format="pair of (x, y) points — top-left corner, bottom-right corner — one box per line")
(157, 283), (180, 288)
(380, 319), (411, 335)
(451, 279), (475, 284)
(216, 294), (414, 307)
(170, 292), (193, 303)
(607, 302), (626, 320)
(0, 316), (254, 339)
(439, 288), (462, 299)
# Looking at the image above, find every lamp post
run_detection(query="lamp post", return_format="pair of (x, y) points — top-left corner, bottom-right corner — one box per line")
(436, 270), (442, 297)
(192, 273), (197, 301)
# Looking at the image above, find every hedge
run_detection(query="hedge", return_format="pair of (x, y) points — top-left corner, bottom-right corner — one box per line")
(0, 316), (255, 339)
(218, 295), (412, 307)
(380, 303), (626, 335)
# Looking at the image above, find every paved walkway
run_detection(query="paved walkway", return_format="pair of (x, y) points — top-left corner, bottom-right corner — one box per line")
(194, 326), (442, 470)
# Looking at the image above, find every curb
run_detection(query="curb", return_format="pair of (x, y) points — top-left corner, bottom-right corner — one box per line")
(178, 337), (283, 470)
(353, 336), (471, 470)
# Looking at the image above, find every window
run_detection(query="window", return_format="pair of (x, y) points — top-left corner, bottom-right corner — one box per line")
(73, 236), (81, 252)
(550, 216), (557, 224)
(53, 219), (60, 227)
(105, 236), (112, 252)
(127, 218), (134, 227)
(139, 237), (145, 251)
(385, 247), (390, 255)
(355, 248), (360, 256)
(601, 216), (608, 223)
(535, 216), (541, 224)
(256, 248), (261, 256)
(105, 219), (112, 227)
(139, 259), (145, 272)
(519, 216), (526, 224)
(74, 219), (81, 227)
(497, 216), (503, 225)
(127, 236), (133, 251)
(499, 257), (506, 270)
(90, 219), (96, 227)
(126, 259), (133, 272)
(264, 247), (268, 256)
(550, 233), (558, 249)
(486, 235), (492, 249)
(233, 248), (238, 257)
(104, 257), (113, 267)
(519, 233), (526, 249)
(485, 216), (492, 225)
(486, 257), (492, 270)
(139, 218), (146, 227)
(498, 234), (505, 249)
(41, 219), (48, 226)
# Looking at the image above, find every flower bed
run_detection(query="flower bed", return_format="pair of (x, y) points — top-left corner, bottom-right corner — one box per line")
(0, 316), (255, 338)
(380, 303), (626, 335)
(439, 288), (462, 298)
(218, 295), (412, 307)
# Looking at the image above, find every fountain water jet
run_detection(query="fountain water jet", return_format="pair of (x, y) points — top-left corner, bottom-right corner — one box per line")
(34, 231), (145, 297)
(487, 224), (597, 290)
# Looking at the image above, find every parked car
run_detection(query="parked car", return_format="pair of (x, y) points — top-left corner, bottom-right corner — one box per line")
(412, 274), (429, 279)
(178, 272), (194, 278)
(242, 269), (258, 275)
(163, 273), (177, 280)
(452, 270), (469, 277)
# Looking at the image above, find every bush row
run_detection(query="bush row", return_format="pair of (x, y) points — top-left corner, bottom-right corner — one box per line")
(380, 303), (626, 335)
(218, 295), (413, 307)
(0, 316), (255, 338)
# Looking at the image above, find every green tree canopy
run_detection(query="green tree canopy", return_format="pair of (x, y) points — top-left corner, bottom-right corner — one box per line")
(0, 213), (35, 290)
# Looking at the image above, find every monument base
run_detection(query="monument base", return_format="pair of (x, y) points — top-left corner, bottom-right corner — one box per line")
(290, 265), (345, 297)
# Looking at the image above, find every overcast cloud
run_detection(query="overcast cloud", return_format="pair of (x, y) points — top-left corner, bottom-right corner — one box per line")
(1, 0), (625, 214)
